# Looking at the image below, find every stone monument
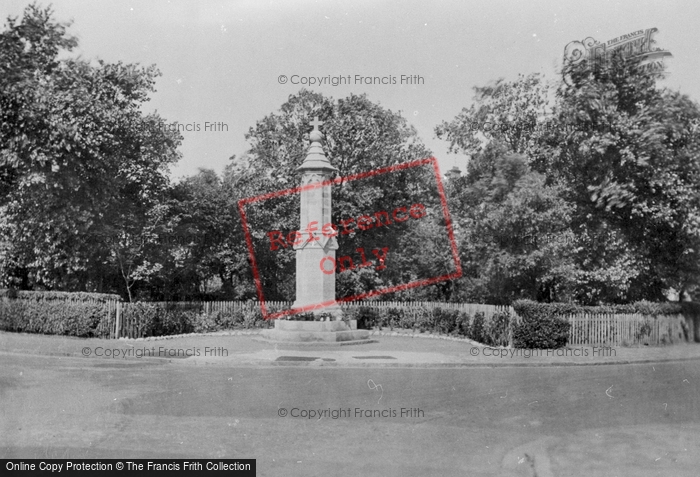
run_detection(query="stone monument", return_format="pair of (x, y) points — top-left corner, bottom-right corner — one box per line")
(291, 117), (343, 318)
(260, 117), (371, 344)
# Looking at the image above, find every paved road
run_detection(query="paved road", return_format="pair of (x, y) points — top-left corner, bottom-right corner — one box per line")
(1, 353), (699, 476)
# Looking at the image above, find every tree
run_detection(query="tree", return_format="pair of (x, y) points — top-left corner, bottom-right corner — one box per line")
(238, 89), (447, 302)
(445, 144), (576, 304)
(0, 4), (182, 295)
(435, 73), (550, 161)
(437, 52), (700, 304)
(543, 53), (700, 302)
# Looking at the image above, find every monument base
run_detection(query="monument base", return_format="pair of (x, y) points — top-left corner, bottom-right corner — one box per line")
(259, 319), (371, 344)
(290, 302), (345, 320)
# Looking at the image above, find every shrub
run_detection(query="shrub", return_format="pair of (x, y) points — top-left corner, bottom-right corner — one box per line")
(0, 289), (121, 302)
(212, 308), (248, 329)
(0, 300), (106, 337)
(509, 299), (683, 317)
(398, 308), (419, 329)
(156, 308), (194, 335)
(242, 307), (264, 328)
(636, 321), (653, 342)
(385, 308), (405, 329)
(456, 311), (471, 336)
(484, 310), (511, 347)
(191, 311), (221, 334)
(414, 307), (433, 332)
(468, 312), (486, 343)
(512, 301), (570, 348)
(432, 308), (459, 334)
(353, 307), (379, 329)
(120, 302), (161, 338)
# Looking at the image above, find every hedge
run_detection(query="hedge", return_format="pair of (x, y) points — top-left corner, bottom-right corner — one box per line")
(0, 289), (122, 302)
(510, 300), (694, 349)
(2, 290), (695, 346)
(0, 300), (108, 337)
(511, 301), (571, 349)
(510, 299), (684, 317)
(118, 303), (274, 338)
(342, 305), (511, 347)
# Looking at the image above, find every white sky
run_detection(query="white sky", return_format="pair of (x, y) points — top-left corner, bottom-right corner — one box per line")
(3, 0), (699, 181)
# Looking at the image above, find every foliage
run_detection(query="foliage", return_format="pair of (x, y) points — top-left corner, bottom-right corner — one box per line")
(0, 288), (120, 302)
(128, 168), (243, 301)
(437, 52), (700, 304)
(432, 307), (459, 334)
(485, 310), (510, 347)
(435, 73), (550, 158)
(446, 147), (577, 304)
(544, 54), (700, 303)
(116, 303), (272, 337)
(345, 306), (379, 330)
(0, 4), (181, 296)
(511, 301), (571, 348)
(0, 300), (106, 337)
(511, 299), (683, 316)
(344, 304), (511, 345)
(237, 89), (448, 302)
(468, 312), (486, 343)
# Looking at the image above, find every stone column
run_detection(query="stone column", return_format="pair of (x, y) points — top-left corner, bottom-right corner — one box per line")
(260, 117), (369, 343)
(292, 117), (343, 319)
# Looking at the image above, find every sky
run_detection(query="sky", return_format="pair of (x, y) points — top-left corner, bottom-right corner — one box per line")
(2, 0), (699, 181)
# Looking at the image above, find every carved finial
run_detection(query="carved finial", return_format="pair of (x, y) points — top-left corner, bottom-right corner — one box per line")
(309, 116), (324, 142)
(310, 116), (324, 131)
(298, 114), (336, 172)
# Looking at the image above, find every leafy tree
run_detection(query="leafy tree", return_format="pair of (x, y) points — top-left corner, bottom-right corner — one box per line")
(437, 53), (700, 304)
(544, 53), (700, 302)
(0, 4), (181, 295)
(238, 89), (444, 302)
(435, 73), (550, 160)
(108, 202), (174, 302)
(136, 168), (245, 301)
(445, 145), (576, 304)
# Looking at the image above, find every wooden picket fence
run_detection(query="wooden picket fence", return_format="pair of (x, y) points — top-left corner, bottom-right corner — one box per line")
(566, 313), (690, 346)
(95, 300), (120, 339)
(345, 300), (513, 315)
(101, 300), (691, 346)
(104, 300), (512, 339)
(108, 300), (290, 339)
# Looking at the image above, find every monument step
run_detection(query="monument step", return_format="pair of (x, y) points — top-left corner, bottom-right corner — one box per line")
(259, 328), (370, 343)
(274, 319), (358, 332)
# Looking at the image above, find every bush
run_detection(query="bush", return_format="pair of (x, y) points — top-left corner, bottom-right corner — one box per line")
(398, 308), (419, 329)
(433, 308), (460, 334)
(385, 308), (406, 330)
(242, 307), (264, 328)
(353, 307), (380, 330)
(509, 299), (683, 317)
(191, 311), (221, 334)
(343, 304), (509, 342)
(210, 308), (246, 329)
(456, 311), (471, 336)
(120, 302), (161, 338)
(484, 310), (511, 347)
(156, 308), (194, 335)
(414, 307), (433, 332)
(0, 289), (121, 302)
(512, 301), (570, 348)
(0, 300), (106, 337)
(468, 312), (486, 343)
